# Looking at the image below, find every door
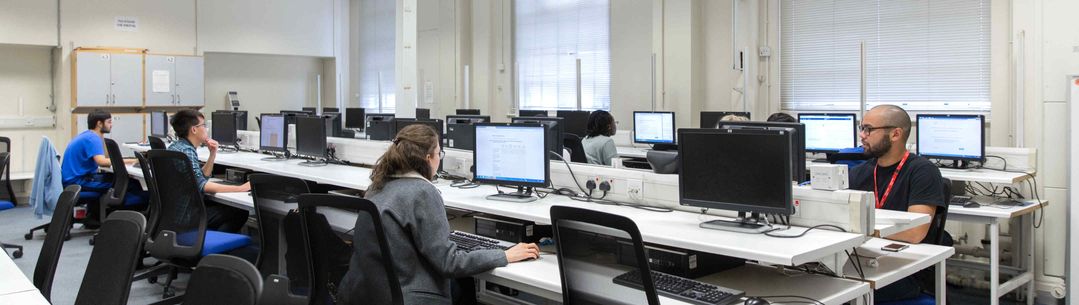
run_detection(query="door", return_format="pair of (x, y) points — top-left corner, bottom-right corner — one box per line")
(145, 55), (176, 106)
(75, 52), (110, 107)
(109, 53), (144, 106)
(174, 56), (204, 106)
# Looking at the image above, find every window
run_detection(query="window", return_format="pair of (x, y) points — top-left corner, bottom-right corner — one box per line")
(515, 0), (611, 111)
(780, 0), (991, 112)
(357, 0), (396, 113)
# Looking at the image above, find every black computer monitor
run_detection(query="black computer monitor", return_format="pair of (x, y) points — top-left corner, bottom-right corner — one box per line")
(393, 118), (444, 141)
(295, 116), (328, 165)
(150, 111), (168, 138)
(259, 114), (289, 159)
(211, 111), (238, 146)
(323, 107), (339, 113)
(512, 117), (564, 156)
(445, 115), (491, 150)
(700, 111), (751, 128)
(716, 121), (807, 182)
(302, 107), (316, 113)
(556, 110), (591, 137)
(633, 111), (676, 145)
(916, 114), (985, 164)
(473, 123), (550, 202)
(519, 109), (548, 117)
(456, 109), (481, 115)
(365, 113), (396, 141)
(234, 111), (249, 131)
(281, 110), (314, 126)
(798, 113), (857, 153)
(679, 128), (794, 233)
(345, 107), (366, 129)
(322, 112), (343, 137)
(416, 108), (431, 120)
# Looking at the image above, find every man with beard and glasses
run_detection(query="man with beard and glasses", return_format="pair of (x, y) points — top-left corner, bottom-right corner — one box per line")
(848, 104), (946, 302)
(61, 109), (145, 227)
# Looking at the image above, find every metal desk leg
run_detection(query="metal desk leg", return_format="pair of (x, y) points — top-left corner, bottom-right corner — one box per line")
(1024, 213), (1034, 305)
(937, 259), (947, 305)
(990, 221), (1000, 305)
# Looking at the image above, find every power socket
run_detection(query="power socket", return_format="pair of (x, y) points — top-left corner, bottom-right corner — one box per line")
(626, 179), (643, 202)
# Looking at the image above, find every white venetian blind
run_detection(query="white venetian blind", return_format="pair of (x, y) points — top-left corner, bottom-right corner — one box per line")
(357, 0), (396, 113)
(781, 0), (991, 112)
(515, 0), (611, 111)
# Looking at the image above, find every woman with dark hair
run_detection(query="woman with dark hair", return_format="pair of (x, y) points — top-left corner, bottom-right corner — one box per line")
(337, 124), (539, 305)
(582, 110), (618, 166)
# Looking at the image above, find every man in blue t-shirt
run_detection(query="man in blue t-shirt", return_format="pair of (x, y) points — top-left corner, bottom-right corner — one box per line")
(61, 110), (145, 226)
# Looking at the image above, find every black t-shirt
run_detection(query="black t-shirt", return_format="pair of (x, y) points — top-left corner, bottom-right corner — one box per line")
(849, 153), (946, 214)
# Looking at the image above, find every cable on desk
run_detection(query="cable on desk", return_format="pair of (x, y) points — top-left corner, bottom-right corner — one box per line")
(764, 224), (846, 238)
(984, 155), (1009, 171)
(846, 249), (865, 280)
(1026, 176), (1044, 228)
(751, 295), (825, 305)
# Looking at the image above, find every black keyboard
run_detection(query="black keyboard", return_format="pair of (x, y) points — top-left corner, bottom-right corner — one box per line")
(613, 269), (744, 305)
(449, 231), (515, 253)
(949, 195), (972, 205)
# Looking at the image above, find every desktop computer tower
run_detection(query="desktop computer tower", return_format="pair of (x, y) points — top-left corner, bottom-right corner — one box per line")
(617, 241), (745, 278)
(446, 124), (476, 150)
(367, 118), (395, 141)
(473, 215), (551, 244)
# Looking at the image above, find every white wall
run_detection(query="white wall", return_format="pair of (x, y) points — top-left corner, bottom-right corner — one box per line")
(0, 0), (58, 47)
(0, 45), (56, 173)
(609, 0), (655, 128)
(202, 53), (326, 128)
(197, 0), (335, 57)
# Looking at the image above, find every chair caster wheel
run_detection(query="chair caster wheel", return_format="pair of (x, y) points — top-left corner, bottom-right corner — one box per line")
(88, 238), (95, 246)
(12, 250), (22, 258)
(148, 276), (158, 284)
(23, 233), (31, 240)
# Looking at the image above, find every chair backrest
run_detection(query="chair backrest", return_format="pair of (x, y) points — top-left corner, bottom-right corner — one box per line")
(101, 138), (130, 207)
(184, 254), (264, 305)
(563, 134), (587, 163)
(927, 178), (953, 246)
(74, 211), (147, 305)
(0, 152), (14, 203)
(33, 185), (81, 302)
(249, 174), (310, 278)
(298, 194), (401, 305)
(260, 275), (310, 305)
(550, 206), (660, 305)
(0, 136), (9, 153)
(144, 149), (206, 260)
(134, 151), (162, 238)
(148, 136), (167, 150)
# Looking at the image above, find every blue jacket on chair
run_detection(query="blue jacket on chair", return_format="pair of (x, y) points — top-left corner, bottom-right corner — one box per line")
(30, 137), (63, 219)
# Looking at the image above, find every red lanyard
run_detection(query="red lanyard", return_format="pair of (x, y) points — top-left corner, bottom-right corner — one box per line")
(873, 151), (910, 209)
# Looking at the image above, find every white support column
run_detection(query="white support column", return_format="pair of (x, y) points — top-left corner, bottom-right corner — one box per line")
(395, 0), (418, 118)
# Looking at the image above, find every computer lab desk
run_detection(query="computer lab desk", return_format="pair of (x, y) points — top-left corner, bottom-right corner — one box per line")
(0, 247), (49, 305)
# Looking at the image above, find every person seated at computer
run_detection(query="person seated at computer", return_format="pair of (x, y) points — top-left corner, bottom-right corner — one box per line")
(720, 114), (749, 121)
(337, 125), (539, 305)
(61, 109), (147, 228)
(848, 104), (946, 302)
(582, 110), (618, 166)
(168, 109), (251, 232)
(766, 112), (797, 123)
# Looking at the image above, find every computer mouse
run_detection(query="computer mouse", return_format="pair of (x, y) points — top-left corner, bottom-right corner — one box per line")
(744, 297), (770, 305)
(963, 201), (980, 208)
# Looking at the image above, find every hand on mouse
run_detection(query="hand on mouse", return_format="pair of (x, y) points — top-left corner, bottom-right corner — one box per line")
(505, 243), (540, 263)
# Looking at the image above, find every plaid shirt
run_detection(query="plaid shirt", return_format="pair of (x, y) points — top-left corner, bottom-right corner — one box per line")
(167, 138), (208, 193)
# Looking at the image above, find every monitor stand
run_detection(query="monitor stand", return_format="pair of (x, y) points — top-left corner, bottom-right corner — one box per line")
(298, 159), (328, 167)
(217, 145), (239, 154)
(699, 212), (773, 234)
(261, 152), (289, 161)
(486, 186), (538, 203)
(941, 160), (973, 170)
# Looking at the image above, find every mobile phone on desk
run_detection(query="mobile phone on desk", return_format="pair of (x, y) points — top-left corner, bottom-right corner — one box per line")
(881, 243), (909, 252)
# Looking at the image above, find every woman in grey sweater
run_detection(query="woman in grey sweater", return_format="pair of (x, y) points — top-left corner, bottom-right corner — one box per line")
(337, 124), (540, 305)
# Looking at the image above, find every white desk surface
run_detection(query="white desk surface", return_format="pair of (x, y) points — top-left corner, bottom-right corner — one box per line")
(947, 199), (1047, 220)
(0, 251), (37, 297)
(874, 209), (931, 237)
(805, 159), (1035, 185)
(0, 290), (49, 305)
(843, 238), (954, 289)
(616, 146), (650, 158)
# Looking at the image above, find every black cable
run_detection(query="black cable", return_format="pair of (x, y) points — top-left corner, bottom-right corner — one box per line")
(1027, 176), (1044, 228)
(984, 155), (1009, 171)
(752, 295), (825, 305)
(764, 224), (847, 238)
(847, 248), (865, 280)
(548, 151), (588, 193)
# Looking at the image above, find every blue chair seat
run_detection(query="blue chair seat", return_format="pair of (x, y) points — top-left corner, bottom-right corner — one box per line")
(0, 200), (14, 211)
(200, 231), (252, 257)
(122, 192), (148, 207)
(77, 191), (102, 201)
(879, 294), (936, 305)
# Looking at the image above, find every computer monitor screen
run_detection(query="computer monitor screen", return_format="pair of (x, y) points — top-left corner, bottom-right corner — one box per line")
(211, 112), (238, 146)
(798, 113), (857, 153)
(456, 109), (481, 115)
(281, 110), (314, 126)
(322, 112), (343, 137)
(296, 116), (328, 159)
(511, 117), (564, 156)
(233, 111), (249, 131)
(473, 124), (549, 187)
(715, 121), (807, 182)
(916, 114), (985, 162)
(393, 119), (444, 141)
(260, 114), (288, 153)
(301, 107), (317, 113)
(555, 110), (590, 137)
(519, 109), (548, 117)
(633, 111), (676, 144)
(366, 113), (395, 123)
(446, 115), (490, 125)
(679, 128), (794, 215)
(700, 111), (751, 128)
(150, 111), (168, 138)
(345, 108), (366, 129)
(416, 108), (431, 120)
(323, 107), (339, 113)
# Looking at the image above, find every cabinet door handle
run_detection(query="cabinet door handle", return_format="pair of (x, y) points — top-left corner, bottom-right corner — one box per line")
(105, 93), (110, 104)
(176, 94), (181, 104)
(112, 94), (116, 104)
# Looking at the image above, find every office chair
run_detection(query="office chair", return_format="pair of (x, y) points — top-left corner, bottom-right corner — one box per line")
(260, 275), (309, 305)
(879, 179), (955, 305)
(26, 140), (104, 240)
(562, 134), (587, 163)
(140, 150), (252, 301)
(32, 185), (81, 302)
(89, 138), (148, 245)
(0, 137), (18, 206)
(549, 206), (661, 305)
(74, 211), (146, 305)
(249, 174), (311, 283)
(298, 194), (398, 305)
(149, 136), (168, 150)
(0, 153), (23, 258)
(183, 254), (264, 305)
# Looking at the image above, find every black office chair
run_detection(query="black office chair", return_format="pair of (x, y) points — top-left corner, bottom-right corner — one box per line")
(260, 275), (309, 305)
(550, 205), (661, 305)
(183, 254), (264, 305)
(297, 194), (396, 305)
(33, 185), (81, 302)
(249, 174), (311, 287)
(0, 153), (23, 258)
(89, 138), (148, 245)
(928, 178), (953, 246)
(149, 136), (168, 150)
(74, 211), (147, 305)
(563, 134), (587, 163)
(141, 150), (252, 300)
(0, 137), (18, 206)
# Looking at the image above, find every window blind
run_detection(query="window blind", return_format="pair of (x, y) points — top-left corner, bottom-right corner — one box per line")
(515, 0), (611, 111)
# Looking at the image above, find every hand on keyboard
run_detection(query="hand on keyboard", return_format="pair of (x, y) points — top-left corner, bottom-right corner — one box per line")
(505, 243), (540, 262)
